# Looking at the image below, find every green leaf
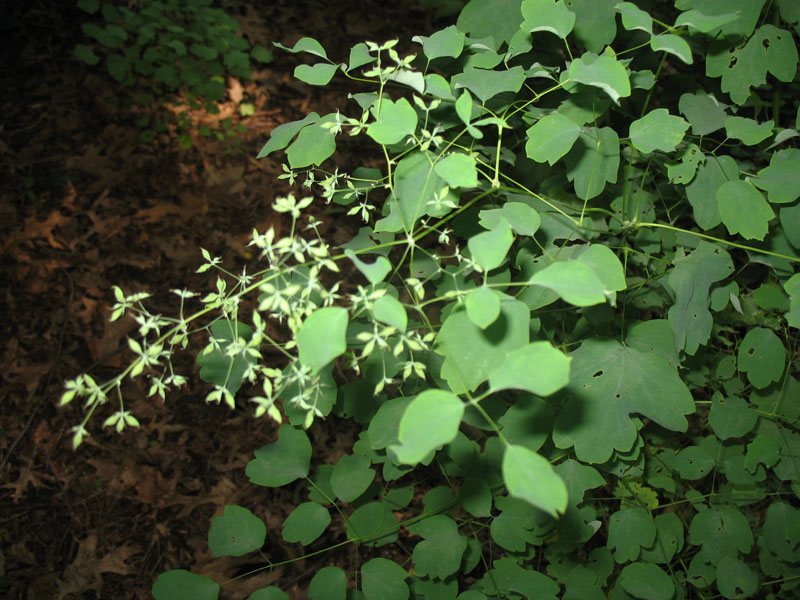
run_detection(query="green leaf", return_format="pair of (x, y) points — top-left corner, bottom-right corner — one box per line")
(650, 33), (693, 64)
(362, 558), (409, 600)
(489, 342), (571, 396)
(460, 475), (493, 517)
(372, 294), (408, 332)
(554, 459), (605, 506)
(689, 508), (753, 562)
(413, 25), (465, 60)
(619, 562), (674, 600)
(456, 0), (524, 46)
(667, 242), (734, 355)
(452, 66), (527, 102)
(503, 444), (568, 516)
(737, 327), (785, 388)
(679, 91), (727, 135)
(529, 261), (610, 307)
(331, 453), (375, 502)
(468, 219), (513, 272)
(521, 0), (576, 38)
(724, 116), (773, 146)
(78, 0), (100, 13)
(197, 320), (258, 394)
(282, 502), (331, 545)
(208, 505), (266, 557)
(685, 155), (739, 230)
(295, 63), (339, 86)
(786, 274), (800, 327)
(567, 0), (617, 53)
(257, 113), (320, 158)
(709, 394), (757, 440)
(152, 571), (219, 600)
(640, 512), (684, 564)
(501, 202), (541, 236)
(246, 425), (312, 487)
(674, 9), (740, 33)
(247, 587), (288, 600)
(465, 286), (501, 329)
(297, 307), (348, 374)
(377, 151), (453, 232)
(616, 2), (653, 34)
(608, 508), (656, 563)
(346, 502), (400, 546)
(408, 515), (467, 579)
(391, 390), (464, 464)
(525, 113), (581, 165)
(436, 299), (530, 393)
(274, 37), (328, 59)
(717, 180), (774, 240)
(309, 567), (347, 600)
(479, 557), (560, 600)
(490, 497), (542, 551)
(434, 152), (478, 188)
(553, 338), (695, 463)
(344, 250), (392, 284)
(629, 109), (690, 154)
(252, 45), (273, 63)
(568, 52), (631, 104)
(106, 53), (129, 82)
(286, 114), (338, 168)
(367, 98), (418, 145)
(564, 126), (620, 199)
(74, 44), (100, 66)
(752, 159), (800, 204)
(668, 445), (715, 479)
(712, 25), (798, 105)
(716, 556), (758, 599)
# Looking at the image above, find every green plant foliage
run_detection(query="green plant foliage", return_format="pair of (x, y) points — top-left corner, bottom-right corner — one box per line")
(63, 2), (800, 599)
(73, 0), (272, 145)
(208, 505), (266, 557)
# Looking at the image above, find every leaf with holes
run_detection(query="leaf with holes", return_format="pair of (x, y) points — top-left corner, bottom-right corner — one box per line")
(737, 327), (785, 388)
(553, 338), (694, 463)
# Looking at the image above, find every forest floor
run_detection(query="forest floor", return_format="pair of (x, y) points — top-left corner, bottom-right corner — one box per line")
(0, 2), (444, 598)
